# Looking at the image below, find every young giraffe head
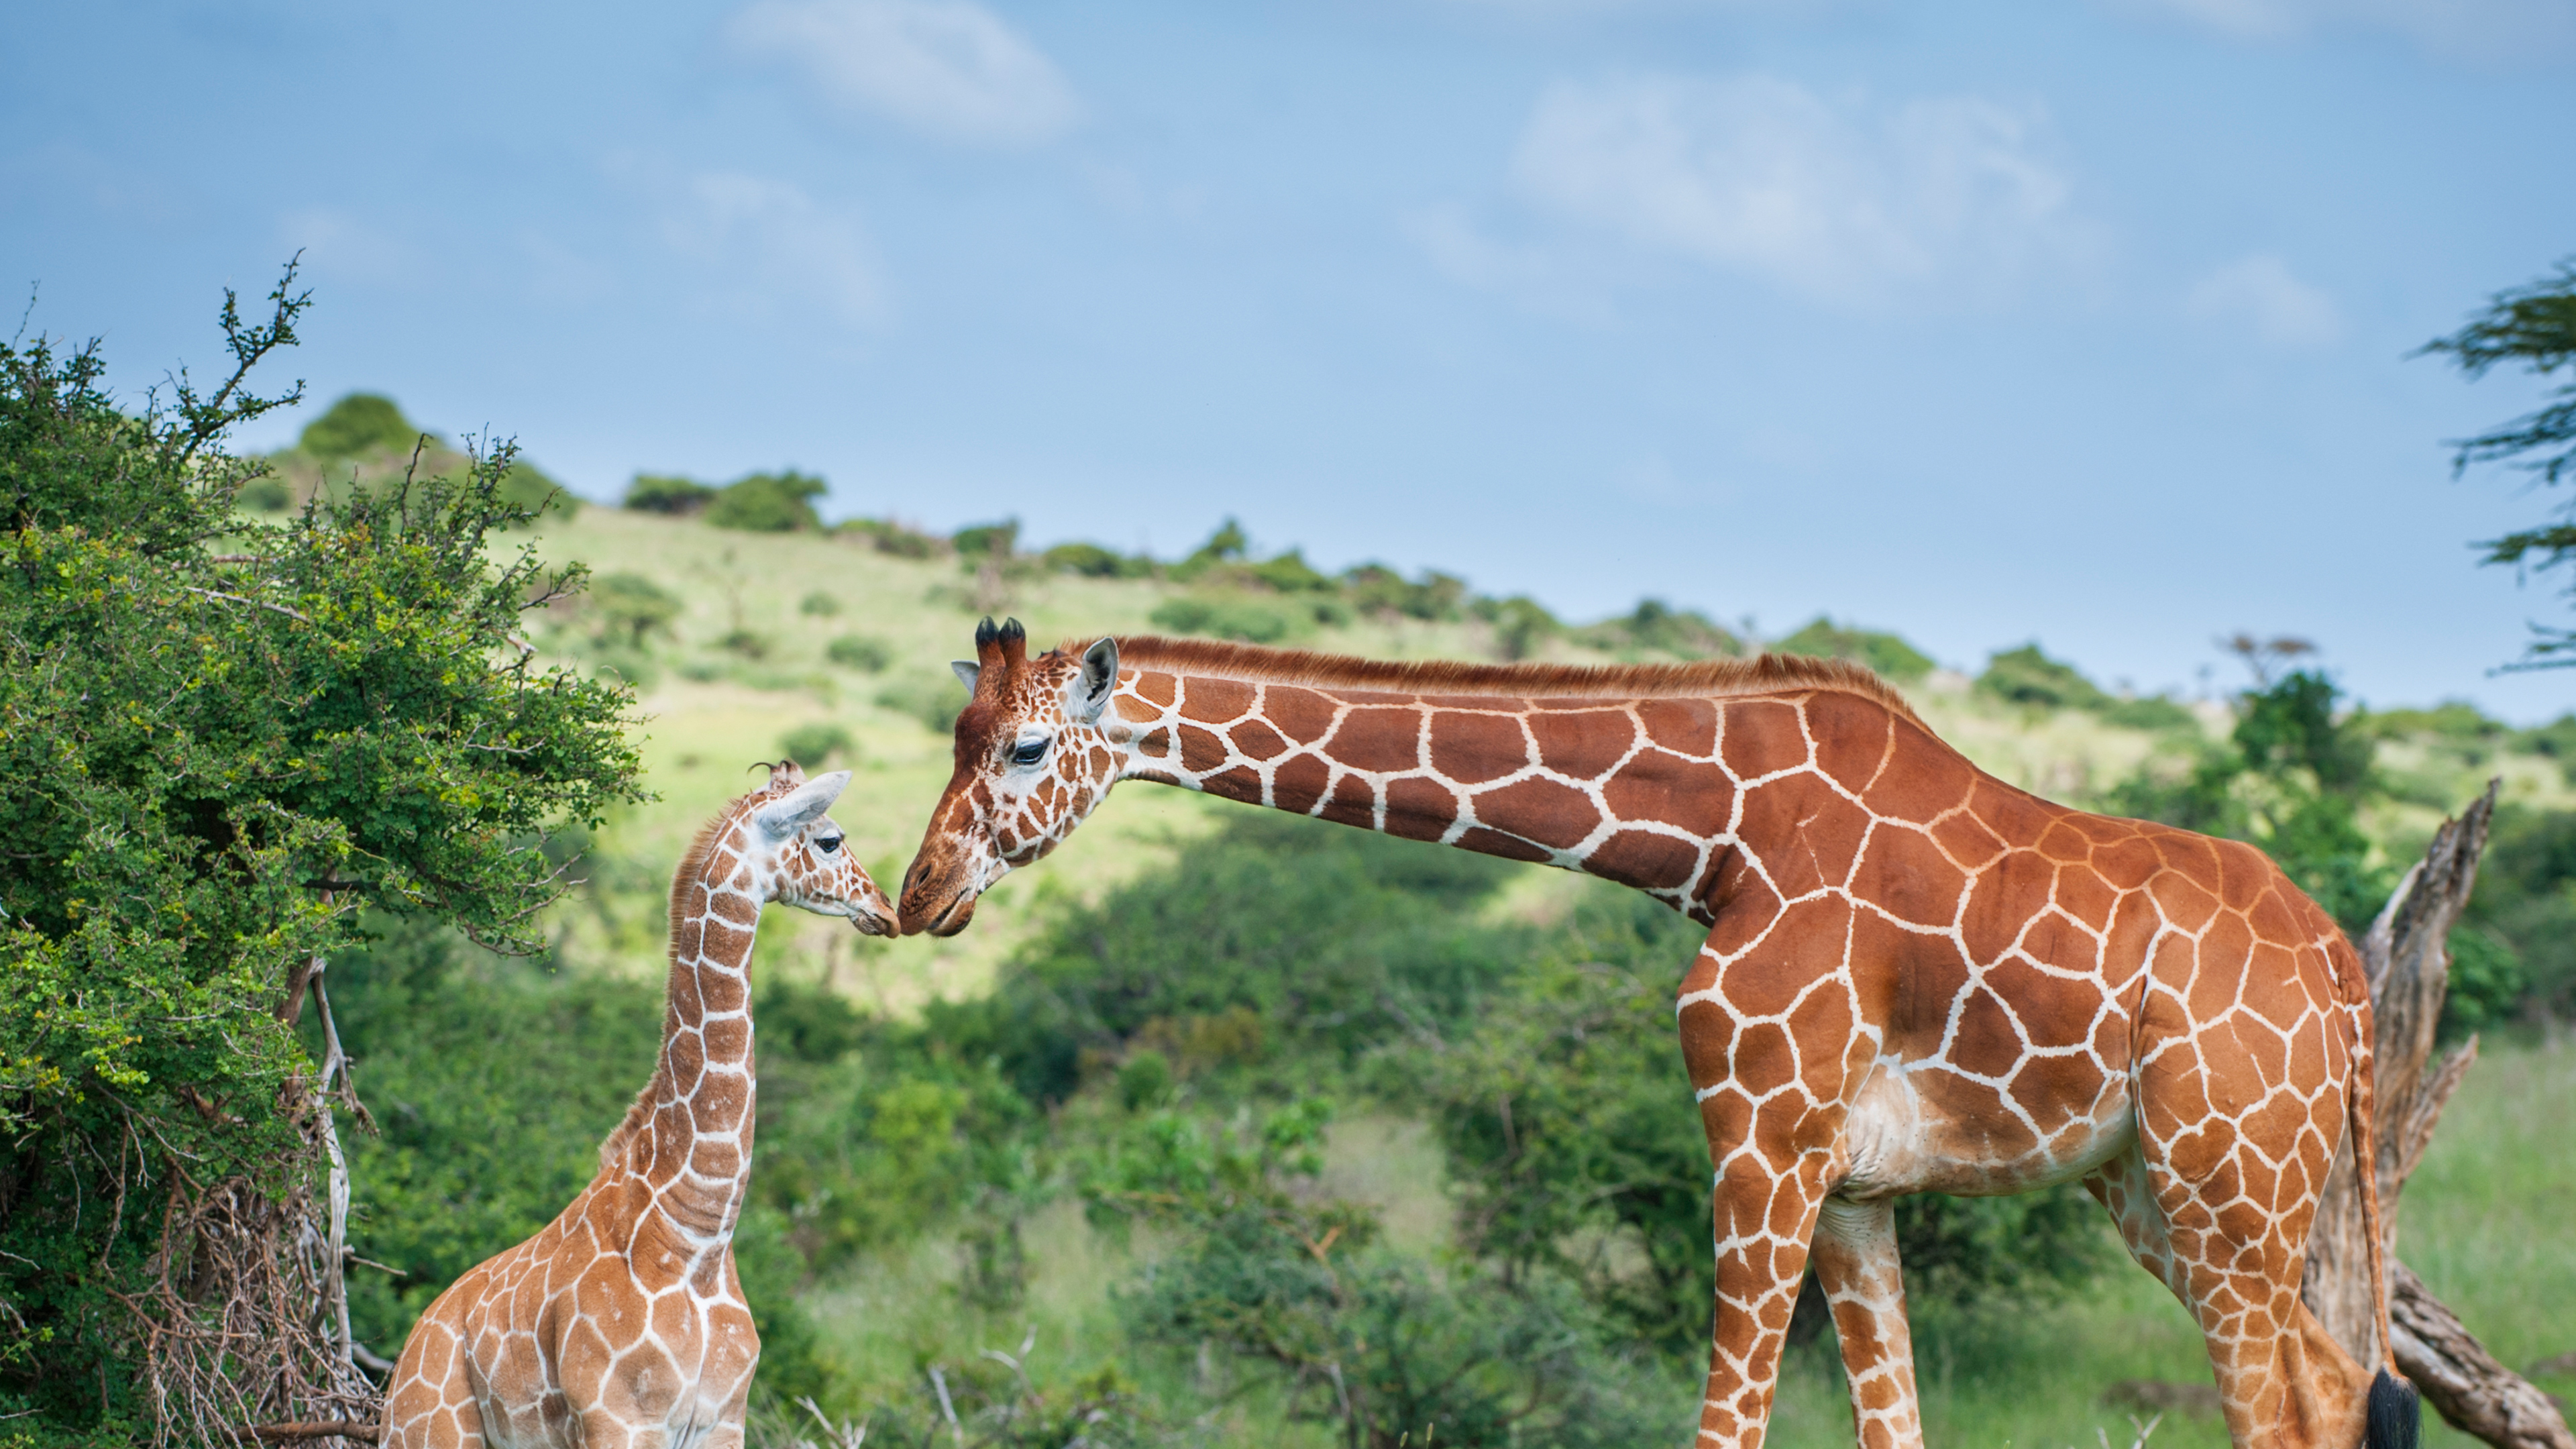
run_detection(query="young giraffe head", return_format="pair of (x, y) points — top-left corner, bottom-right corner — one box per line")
(741, 759), (899, 934)
(899, 617), (1120, 936)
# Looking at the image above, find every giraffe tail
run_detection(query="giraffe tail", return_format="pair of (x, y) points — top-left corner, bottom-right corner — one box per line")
(2345, 973), (2419, 1449)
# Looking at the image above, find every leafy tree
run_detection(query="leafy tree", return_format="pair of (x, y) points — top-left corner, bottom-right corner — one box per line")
(623, 472), (716, 515)
(588, 571), (684, 646)
(1087, 1102), (1672, 1448)
(705, 470), (826, 532)
(0, 268), (645, 1439)
(951, 518), (1020, 559)
(298, 391), (423, 460)
(2102, 669), (2392, 930)
(1977, 643), (2109, 711)
(1771, 616), (1935, 684)
(2422, 257), (2576, 665)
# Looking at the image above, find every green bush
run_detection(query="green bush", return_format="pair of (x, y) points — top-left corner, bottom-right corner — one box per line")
(625, 472), (716, 515)
(1148, 592), (1302, 643)
(1342, 563), (1468, 621)
(1473, 594), (1561, 661)
(838, 517), (945, 558)
(826, 633), (894, 672)
(298, 391), (423, 459)
(0, 272), (643, 1435)
(798, 588), (841, 616)
(237, 474), (294, 512)
(1043, 541), (1146, 578)
(589, 571), (683, 645)
(706, 470), (826, 532)
(1977, 643), (2108, 710)
(779, 720), (855, 767)
(1769, 616), (1935, 683)
(953, 518), (1020, 559)
(1573, 598), (1741, 659)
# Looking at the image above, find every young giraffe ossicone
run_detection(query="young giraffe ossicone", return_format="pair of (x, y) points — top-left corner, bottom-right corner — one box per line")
(381, 762), (894, 1449)
(897, 619), (2419, 1449)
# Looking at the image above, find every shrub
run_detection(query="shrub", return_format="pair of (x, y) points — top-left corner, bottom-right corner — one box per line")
(826, 633), (894, 672)
(1148, 592), (1301, 643)
(706, 470), (826, 532)
(237, 474), (294, 511)
(953, 519), (1020, 559)
(1342, 563), (1468, 621)
(1474, 594), (1560, 661)
(625, 472), (717, 515)
(590, 572), (684, 645)
(298, 391), (423, 459)
(798, 589), (841, 616)
(1574, 598), (1740, 659)
(779, 721), (855, 767)
(1768, 616), (1935, 683)
(1977, 643), (2108, 710)
(1043, 541), (1146, 578)
(0, 270), (644, 1436)
(839, 517), (945, 558)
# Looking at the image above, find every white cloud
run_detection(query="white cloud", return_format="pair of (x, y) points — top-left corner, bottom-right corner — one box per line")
(1505, 74), (2088, 308)
(2186, 254), (2345, 347)
(727, 0), (1079, 147)
(658, 172), (886, 326)
(2121, 0), (2575, 59)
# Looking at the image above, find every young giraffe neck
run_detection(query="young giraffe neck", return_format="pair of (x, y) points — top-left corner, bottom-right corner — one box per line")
(621, 810), (768, 1244)
(1091, 663), (1917, 922)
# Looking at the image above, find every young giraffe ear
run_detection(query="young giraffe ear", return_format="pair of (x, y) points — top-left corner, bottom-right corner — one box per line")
(951, 660), (981, 693)
(753, 769), (852, 839)
(1067, 637), (1118, 724)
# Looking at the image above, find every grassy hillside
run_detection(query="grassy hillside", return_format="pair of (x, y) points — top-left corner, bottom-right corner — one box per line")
(510, 504), (2575, 1010)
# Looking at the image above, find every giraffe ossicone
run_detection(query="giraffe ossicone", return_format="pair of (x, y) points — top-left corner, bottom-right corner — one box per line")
(381, 761), (894, 1449)
(899, 619), (2418, 1449)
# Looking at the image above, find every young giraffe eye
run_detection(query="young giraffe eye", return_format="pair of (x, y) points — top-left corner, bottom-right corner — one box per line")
(814, 834), (843, 855)
(1010, 739), (1049, 767)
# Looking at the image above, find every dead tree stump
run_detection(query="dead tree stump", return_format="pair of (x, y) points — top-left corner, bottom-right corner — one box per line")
(2301, 782), (2573, 1449)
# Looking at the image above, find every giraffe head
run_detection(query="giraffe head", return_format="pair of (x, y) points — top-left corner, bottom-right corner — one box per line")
(740, 760), (898, 934)
(898, 617), (1122, 936)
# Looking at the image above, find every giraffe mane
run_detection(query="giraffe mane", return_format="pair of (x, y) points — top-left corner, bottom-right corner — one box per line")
(1089, 635), (1930, 729)
(595, 775), (792, 1173)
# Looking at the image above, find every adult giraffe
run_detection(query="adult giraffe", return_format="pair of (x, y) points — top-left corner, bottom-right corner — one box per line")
(898, 619), (2417, 1449)
(381, 763), (894, 1449)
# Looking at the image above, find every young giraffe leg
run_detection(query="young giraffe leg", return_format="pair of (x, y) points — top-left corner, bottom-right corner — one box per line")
(1809, 1196), (1922, 1449)
(380, 1300), (488, 1449)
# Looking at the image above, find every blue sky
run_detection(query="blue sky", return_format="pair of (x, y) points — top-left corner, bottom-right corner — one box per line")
(6, 0), (2573, 718)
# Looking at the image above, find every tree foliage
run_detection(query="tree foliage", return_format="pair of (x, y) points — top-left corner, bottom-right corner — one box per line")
(2424, 257), (2576, 665)
(0, 269), (645, 1438)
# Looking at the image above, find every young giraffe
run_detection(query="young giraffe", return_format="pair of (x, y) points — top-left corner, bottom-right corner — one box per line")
(381, 763), (894, 1449)
(897, 620), (2417, 1449)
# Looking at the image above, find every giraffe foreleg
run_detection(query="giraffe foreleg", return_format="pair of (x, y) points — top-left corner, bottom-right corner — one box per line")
(1697, 1154), (1830, 1449)
(1809, 1196), (1922, 1449)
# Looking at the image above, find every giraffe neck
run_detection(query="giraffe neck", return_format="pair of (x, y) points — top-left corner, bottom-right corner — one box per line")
(1099, 666), (1907, 919)
(631, 826), (767, 1242)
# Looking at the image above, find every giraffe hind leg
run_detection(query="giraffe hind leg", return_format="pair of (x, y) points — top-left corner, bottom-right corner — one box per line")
(1809, 1195), (1923, 1449)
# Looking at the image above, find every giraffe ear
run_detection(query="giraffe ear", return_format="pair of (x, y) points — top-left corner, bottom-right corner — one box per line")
(754, 769), (851, 839)
(951, 660), (981, 693)
(1068, 637), (1118, 723)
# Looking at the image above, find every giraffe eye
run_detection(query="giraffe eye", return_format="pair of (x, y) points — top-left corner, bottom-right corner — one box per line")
(815, 834), (843, 854)
(1011, 738), (1049, 767)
